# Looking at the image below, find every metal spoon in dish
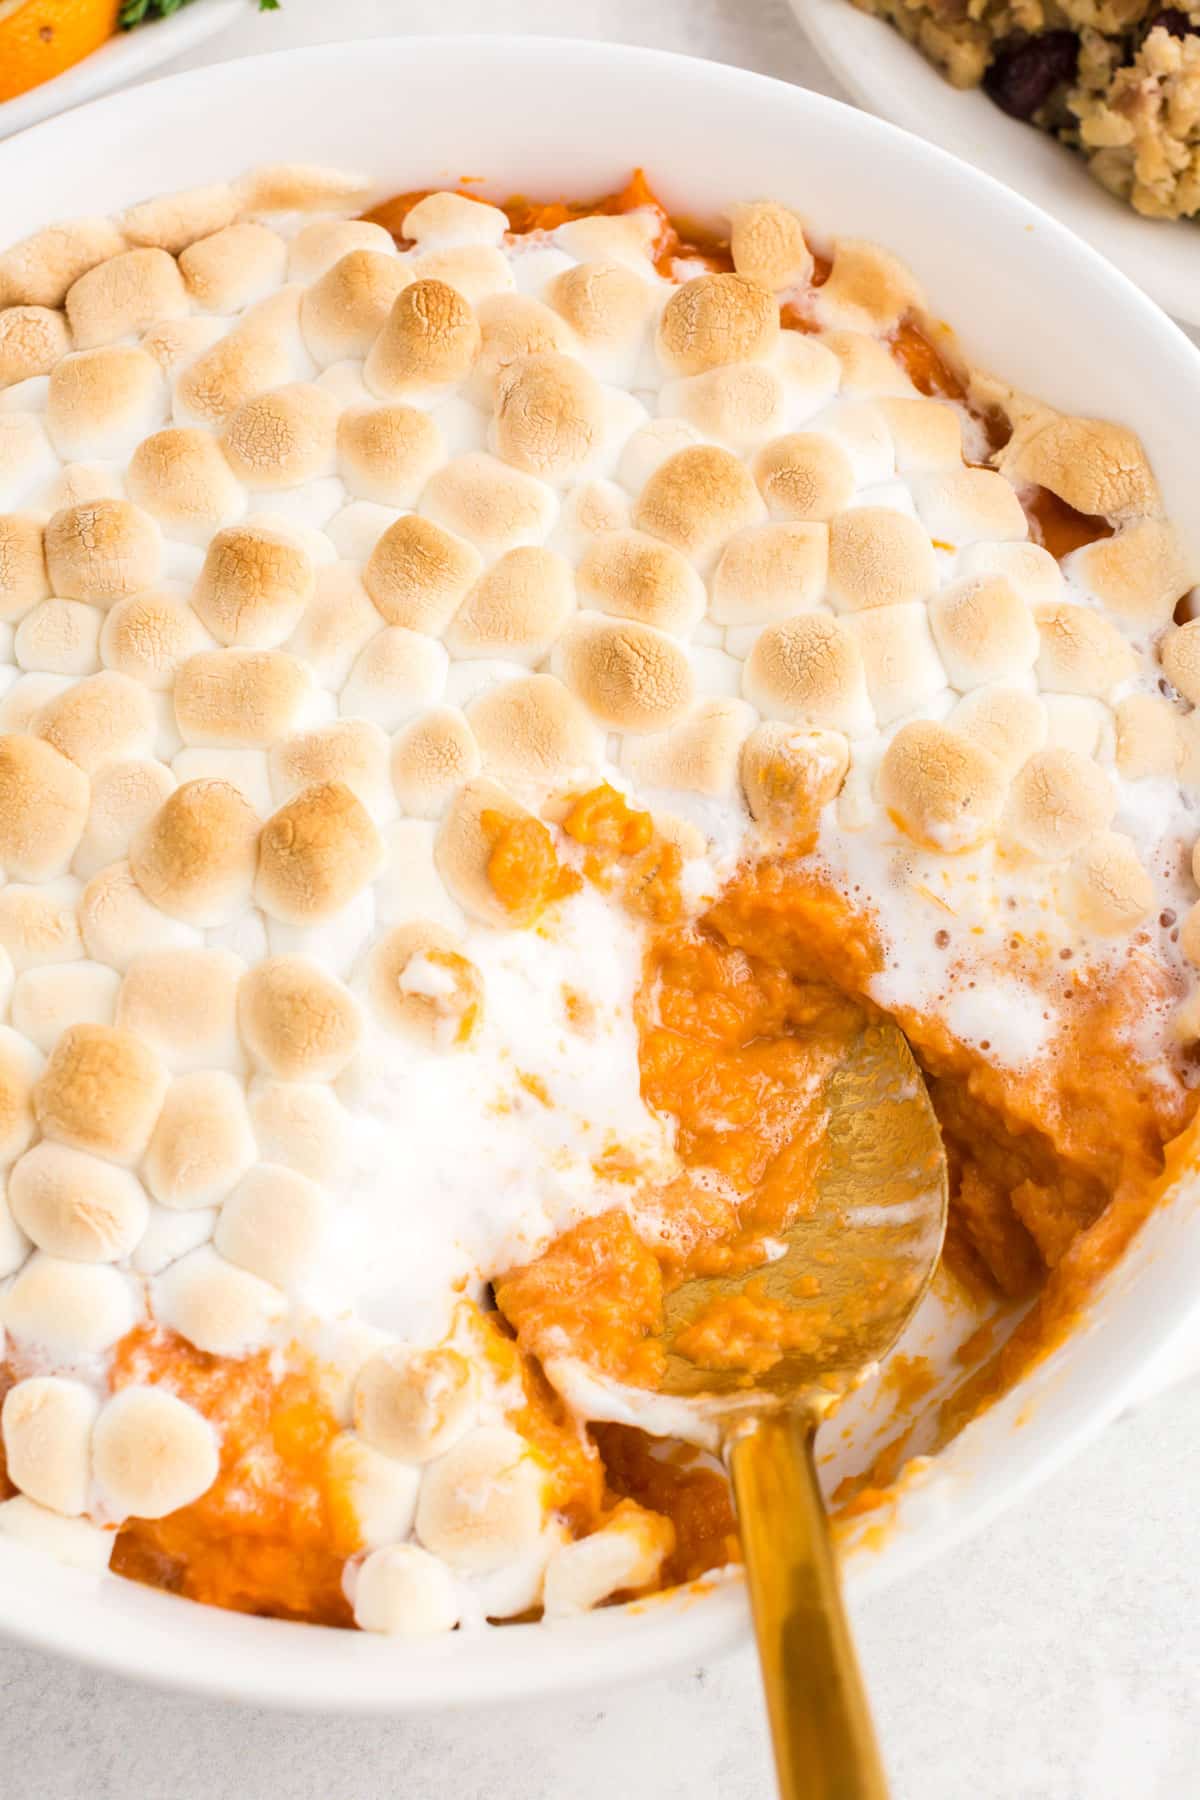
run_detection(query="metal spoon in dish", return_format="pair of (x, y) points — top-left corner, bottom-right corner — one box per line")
(563, 1014), (948, 1799)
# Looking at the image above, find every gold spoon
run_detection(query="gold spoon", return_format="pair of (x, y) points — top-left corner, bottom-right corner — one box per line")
(569, 1014), (947, 1799)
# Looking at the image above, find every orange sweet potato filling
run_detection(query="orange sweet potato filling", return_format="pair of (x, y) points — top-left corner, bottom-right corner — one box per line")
(21, 178), (1170, 1627)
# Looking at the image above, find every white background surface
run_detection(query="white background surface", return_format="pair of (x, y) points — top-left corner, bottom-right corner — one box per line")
(2, 2), (1199, 1794)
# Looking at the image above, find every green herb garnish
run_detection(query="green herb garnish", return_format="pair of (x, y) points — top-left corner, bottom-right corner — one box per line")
(120, 0), (280, 27)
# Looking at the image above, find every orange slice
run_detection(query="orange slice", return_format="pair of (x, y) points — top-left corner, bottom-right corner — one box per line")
(0, 0), (121, 105)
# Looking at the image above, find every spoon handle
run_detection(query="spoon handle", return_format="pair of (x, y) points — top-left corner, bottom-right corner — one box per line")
(729, 1410), (889, 1800)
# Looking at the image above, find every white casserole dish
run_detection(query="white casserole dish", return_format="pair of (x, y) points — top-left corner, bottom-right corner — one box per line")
(1, 34), (1200, 1710)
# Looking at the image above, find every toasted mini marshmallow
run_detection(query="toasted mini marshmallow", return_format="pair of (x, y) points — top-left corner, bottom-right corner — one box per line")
(299, 251), (413, 369)
(466, 674), (603, 794)
(1069, 519), (1192, 629)
(283, 563), (378, 691)
(79, 861), (198, 970)
(34, 1022), (166, 1165)
(72, 759), (175, 879)
(1068, 830), (1154, 936)
(633, 445), (765, 571)
(124, 428), (244, 546)
(878, 720), (1007, 852)
(743, 613), (874, 735)
(543, 1503), (674, 1617)
(445, 547), (575, 665)
(65, 249), (188, 351)
(740, 720), (850, 826)
(927, 575), (1039, 692)
(1161, 618), (1200, 707)
(363, 514), (480, 635)
(1114, 693), (1180, 780)
(154, 1242), (284, 1356)
(546, 260), (657, 383)
(878, 396), (964, 474)
(352, 1542), (460, 1637)
(138, 315), (226, 377)
(0, 1494), (113, 1569)
(354, 1344), (477, 1463)
(255, 780), (382, 926)
(1, 1376), (98, 1515)
(662, 361), (786, 450)
(468, 292), (575, 405)
(44, 499), (162, 606)
(915, 468), (1028, 549)
(956, 541), (1062, 610)
(288, 219), (396, 283)
(399, 192), (506, 249)
(340, 627), (448, 731)
(11, 962), (120, 1055)
(46, 345), (166, 463)
(817, 241), (923, 333)
(238, 953), (362, 1080)
(15, 599), (103, 678)
(434, 777), (549, 927)
(826, 506), (937, 613)
(0, 217), (126, 312)
(0, 305), (72, 389)
(949, 685), (1047, 777)
(490, 352), (606, 489)
(844, 604), (947, 725)
(172, 324), (294, 428)
(236, 163), (370, 216)
(96, 592), (209, 698)
(415, 1424), (545, 1573)
(222, 382), (338, 491)
(335, 403), (443, 509)
(420, 451), (556, 556)
(576, 530), (705, 637)
(248, 1079), (349, 1186)
(174, 648), (312, 748)
(817, 330), (913, 399)
(1035, 602), (1137, 700)
(656, 272), (778, 377)
(92, 1385), (218, 1521)
(270, 722), (391, 826)
(189, 523), (314, 651)
(728, 199), (813, 291)
(116, 946), (244, 1076)
(388, 707), (479, 819)
(1042, 694), (1111, 760)
(8, 1141), (148, 1261)
(410, 244), (514, 307)
(0, 1174), (31, 1277)
(36, 670), (156, 775)
(999, 415), (1157, 522)
(3, 1252), (138, 1357)
(129, 778), (259, 928)
(623, 696), (756, 799)
(364, 922), (483, 1049)
(0, 732), (89, 879)
(617, 419), (703, 497)
(118, 182), (238, 255)
(0, 1025), (39, 1168)
(326, 1430), (421, 1553)
(176, 219), (287, 311)
(710, 521), (827, 627)
(1003, 748), (1116, 860)
(214, 1162), (328, 1293)
(0, 417), (52, 517)
(364, 279), (480, 402)
(0, 514), (50, 622)
(551, 613), (694, 734)
(0, 878), (84, 972)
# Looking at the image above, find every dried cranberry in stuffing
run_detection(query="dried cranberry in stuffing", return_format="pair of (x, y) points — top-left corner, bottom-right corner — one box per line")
(983, 32), (1080, 122)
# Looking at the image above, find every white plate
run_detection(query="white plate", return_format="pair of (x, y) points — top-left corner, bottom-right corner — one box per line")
(790, 0), (1200, 324)
(0, 0), (242, 139)
(3, 36), (1200, 1710)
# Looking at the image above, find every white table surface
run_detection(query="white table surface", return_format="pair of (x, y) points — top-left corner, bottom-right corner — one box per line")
(3, 2), (1200, 1794)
